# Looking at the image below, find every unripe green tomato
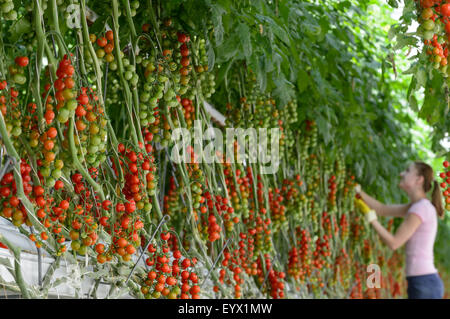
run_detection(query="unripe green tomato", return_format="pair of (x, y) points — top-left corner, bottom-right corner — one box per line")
(51, 169), (62, 179)
(169, 62), (177, 72)
(149, 97), (158, 107)
(122, 58), (130, 67)
(40, 167), (51, 177)
(29, 139), (38, 148)
(63, 88), (75, 100)
(98, 154), (106, 163)
(86, 154), (96, 164)
(66, 99), (77, 111)
(139, 111), (147, 119)
(168, 100), (178, 108)
(131, 74), (139, 86)
(135, 56), (142, 64)
(124, 71), (133, 80)
(1, 2), (14, 13)
(13, 73), (26, 85)
(148, 115), (156, 124)
(96, 49), (105, 59)
(99, 129), (107, 140)
(77, 245), (87, 255)
(11, 126), (21, 137)
(98, 142), (106, 152)
(46, 178), (56, 188)
(109, 61), (118, 70)
(158, 75), (168, 83)
(179, 87), (188, 95)
(88, 145), (98, 155)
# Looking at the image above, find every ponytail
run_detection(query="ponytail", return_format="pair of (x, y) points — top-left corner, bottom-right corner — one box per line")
(432, 180), (445, 219)
(414, 161), (445, 219)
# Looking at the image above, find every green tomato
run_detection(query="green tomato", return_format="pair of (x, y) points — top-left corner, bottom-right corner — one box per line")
(66, 99), (77, 111)
(140, 92), (150, 102)
(71, 240), (81, 251)
(124, 71), (133, 81)
(422, 19), (435, 31)
(139, 111), (147, 119)
(149, 97), (158, 107)
(1, 2), (14, 13)
(86, 154), (96, 164)
(109, 61), (118, 71)
(131, 74), (139, 86)
(51, 169), (62, 179)
(46, 178), (56, 188)
(77, 245), (87, 255)
(11, 126), (22, 137)
(147, 115), (156, 124)
(12, 73), (26, 85)
(135, 56), (142, 64)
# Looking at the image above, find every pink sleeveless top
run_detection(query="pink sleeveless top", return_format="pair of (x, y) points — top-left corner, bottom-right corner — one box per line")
(405, 198), (438, 277)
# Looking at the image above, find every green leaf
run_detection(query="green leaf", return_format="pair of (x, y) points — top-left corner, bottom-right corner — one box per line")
(8, 17), (32, 42)
(209, 3), (226, 45)
(254, 13), (290, 45)
(237, 22), (252, 59)
(416, 66), (427, 88)
(206, 39), (215, 71)
(409, 94), (419, 112)
(393, 34), (416, 51)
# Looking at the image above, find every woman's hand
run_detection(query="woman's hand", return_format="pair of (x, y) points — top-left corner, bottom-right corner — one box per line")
(354, 198), (377, 223)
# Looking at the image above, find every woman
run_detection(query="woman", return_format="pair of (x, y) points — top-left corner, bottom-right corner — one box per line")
(355, 161), (445, 299)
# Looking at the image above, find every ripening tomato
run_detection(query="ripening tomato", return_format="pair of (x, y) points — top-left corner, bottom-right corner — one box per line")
(97, 37), (107, 47)
(106, 30), (114, 41)
(15, 56), (29, 67)
(442, 4), (450, 16)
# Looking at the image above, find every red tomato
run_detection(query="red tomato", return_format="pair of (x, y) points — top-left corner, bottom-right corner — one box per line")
(15, 56), (29, 67)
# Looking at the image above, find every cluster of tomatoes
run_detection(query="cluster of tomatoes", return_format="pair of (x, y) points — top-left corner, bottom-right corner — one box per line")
(66, 173), (101, 256)
(268, 187), (287, 229)
(416, 0), (450, 74)
(0, 160), (33, 228)
(256, 254), (286, 299)
(90, 30), (115, 63)
(439, 160), (450, 211)
(287, 228), (313, 285)
(1, 70), (23, 143)
(141, 232), (201, 299)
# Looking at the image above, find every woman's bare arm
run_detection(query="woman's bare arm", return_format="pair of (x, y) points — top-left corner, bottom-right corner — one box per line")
(370, 213), (422, 250)
(359, 190), (411, 218)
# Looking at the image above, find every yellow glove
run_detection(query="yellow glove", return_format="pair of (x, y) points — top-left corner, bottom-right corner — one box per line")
(355, 198), (370, 213)
(354, 198), (377, 223)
